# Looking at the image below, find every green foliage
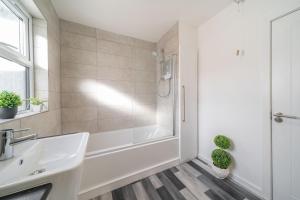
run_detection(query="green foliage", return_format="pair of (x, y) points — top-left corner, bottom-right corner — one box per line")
(211, 149), (232, 169)
(30, 97), (46, 106)
(0, 91), (22, 108)
(214, 135), (231, 149)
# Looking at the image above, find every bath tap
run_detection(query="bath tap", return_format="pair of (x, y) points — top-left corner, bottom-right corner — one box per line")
(0, 128), (37, 161)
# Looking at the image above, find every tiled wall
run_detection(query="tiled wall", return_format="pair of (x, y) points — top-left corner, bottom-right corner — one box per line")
(0, 0), (61, 137)
(156, 24), (179, 132)
(60, 20), (157, 134)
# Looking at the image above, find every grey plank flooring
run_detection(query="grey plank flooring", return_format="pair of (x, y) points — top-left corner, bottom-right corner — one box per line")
(99, 192), (113, 200)
(91, 159), (262, 200)
(157, 172), (186, 200)
(122, 184), (137, 200)
(141, 178), (162, 200)
(132, 182), (150, 200)
(180, 188), (198, 200)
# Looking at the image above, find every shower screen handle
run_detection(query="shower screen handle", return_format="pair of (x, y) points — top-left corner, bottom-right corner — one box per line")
(182, 85), (186, 122)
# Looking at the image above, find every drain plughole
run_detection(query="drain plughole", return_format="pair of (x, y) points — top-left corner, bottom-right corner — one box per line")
(29, 169), (46, 176)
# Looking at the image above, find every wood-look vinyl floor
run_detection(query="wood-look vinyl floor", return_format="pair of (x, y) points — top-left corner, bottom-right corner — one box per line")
(91, 159), (262, 200)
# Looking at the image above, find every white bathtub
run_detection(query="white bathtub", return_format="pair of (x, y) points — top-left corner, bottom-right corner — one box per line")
(79, 126), (179, 200)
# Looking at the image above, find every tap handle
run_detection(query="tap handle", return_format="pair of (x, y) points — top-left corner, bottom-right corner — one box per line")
(0, 128), (30, 133)
(0, 129), (14, 140)
(0, 128), (31, 140)
(14, 128), (30, 133)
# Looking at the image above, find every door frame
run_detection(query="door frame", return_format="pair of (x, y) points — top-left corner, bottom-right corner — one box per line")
(270, 7), (300, 200)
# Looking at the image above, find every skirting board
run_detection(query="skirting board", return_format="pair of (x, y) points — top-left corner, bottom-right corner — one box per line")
(78, 158), (180, 200)
(197, 155), (265, 199)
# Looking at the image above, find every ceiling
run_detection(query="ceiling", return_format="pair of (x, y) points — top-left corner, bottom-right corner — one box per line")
(51, 0), (232, 42)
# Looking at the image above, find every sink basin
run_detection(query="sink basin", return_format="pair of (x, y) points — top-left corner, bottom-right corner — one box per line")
(0, 132), (89, 199)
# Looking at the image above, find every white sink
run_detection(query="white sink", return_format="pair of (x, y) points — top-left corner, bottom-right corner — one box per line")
(0, 132), (89, 199)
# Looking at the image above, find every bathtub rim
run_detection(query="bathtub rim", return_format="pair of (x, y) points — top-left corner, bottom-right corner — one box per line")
(86, 135), (178, 158)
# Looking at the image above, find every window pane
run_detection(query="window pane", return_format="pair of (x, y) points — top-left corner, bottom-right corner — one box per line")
(0, 57), (27, 111)
(0, 0), (24, 54)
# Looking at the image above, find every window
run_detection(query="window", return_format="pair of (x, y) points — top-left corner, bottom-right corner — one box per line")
(0, 57), (29, 111)
(0, 0), (32, 112)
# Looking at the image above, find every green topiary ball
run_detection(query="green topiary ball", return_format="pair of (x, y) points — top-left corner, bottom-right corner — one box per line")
(214, 135), (231, 149)
(211, 149), (232, 169)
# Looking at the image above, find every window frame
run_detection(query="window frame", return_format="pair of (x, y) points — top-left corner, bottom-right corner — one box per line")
(0, 0), (33, 112)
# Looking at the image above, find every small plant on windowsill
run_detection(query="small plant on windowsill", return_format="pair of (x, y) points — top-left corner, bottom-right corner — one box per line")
(29, 97), (47, 113)
(211, 135), (232, 179)
(0, 91), (22, 119)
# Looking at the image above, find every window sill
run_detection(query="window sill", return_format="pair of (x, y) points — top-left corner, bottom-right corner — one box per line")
(0, 110), (48, 125)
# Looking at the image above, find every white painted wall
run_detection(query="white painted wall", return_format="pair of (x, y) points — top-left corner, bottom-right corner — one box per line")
(197, 0), (300, 199)
(178, 22), (198, 162)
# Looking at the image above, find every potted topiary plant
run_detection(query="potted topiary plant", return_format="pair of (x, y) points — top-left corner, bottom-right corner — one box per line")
(211, 135), (232, 179)
(29, 97), (46, 112)
(0, 91), (22, 119)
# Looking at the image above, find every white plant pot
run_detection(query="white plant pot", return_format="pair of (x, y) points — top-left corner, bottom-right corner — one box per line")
(212, 164), (230, 179)
(32, 105), (42, 112)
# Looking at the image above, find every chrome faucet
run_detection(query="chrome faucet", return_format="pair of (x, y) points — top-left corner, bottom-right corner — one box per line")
(0, 128), (37, 161)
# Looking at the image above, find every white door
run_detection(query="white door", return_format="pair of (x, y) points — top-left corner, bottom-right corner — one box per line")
(272, 9), (300, 200)
(179, 23), (198, 162)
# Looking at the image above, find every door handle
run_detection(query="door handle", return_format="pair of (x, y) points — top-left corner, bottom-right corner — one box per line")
(182, 85), (186, 122)
(273, 113), (300, 120)
(273, 112), (300, 123)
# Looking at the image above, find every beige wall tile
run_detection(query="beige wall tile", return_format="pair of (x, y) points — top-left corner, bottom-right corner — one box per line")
(157, 23), (178, 49)
(47, 23), (60, 45)
(48, 91), (61, 110)
(164, 36), (179, 55)
(97, 40), (132, 57)
(0, 120), (21, 130)
(0, 120), (23, 138)
(20, 110), (61, 138)
(98, 117), (134, 132)
(133, 38), (156, 50)
(62, 107), (98, 123)
(61, 31), (97, 51)
(61, 62), (97, 79)
(61, 47), (97, 65)
(133, 48), (156, 71)
(97, 67), (133, 81)
(133, 103), (156, 117)
(97, 53), (132, 69)
(135, 82), (157, 94)
(61, 93), (97, 108)
(61, 77), (91, 93)
(98, 105), (132, 120)
(62, 120), (98, 134)
(97, 80), (135, 94)
(95, 96), (132, 110)
(48, 34), (60, 63)
(49, 71), (61, 92)
(134, 94), (157, 105)
(97, 29), (134, 45)
(61, 77), (135, 96)
(60, 19), (96, 38)
(133, 70), (156, 82)
(48, 47), (60, 77)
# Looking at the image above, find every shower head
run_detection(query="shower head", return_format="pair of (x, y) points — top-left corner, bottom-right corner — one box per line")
(152, 49), (165, 57)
